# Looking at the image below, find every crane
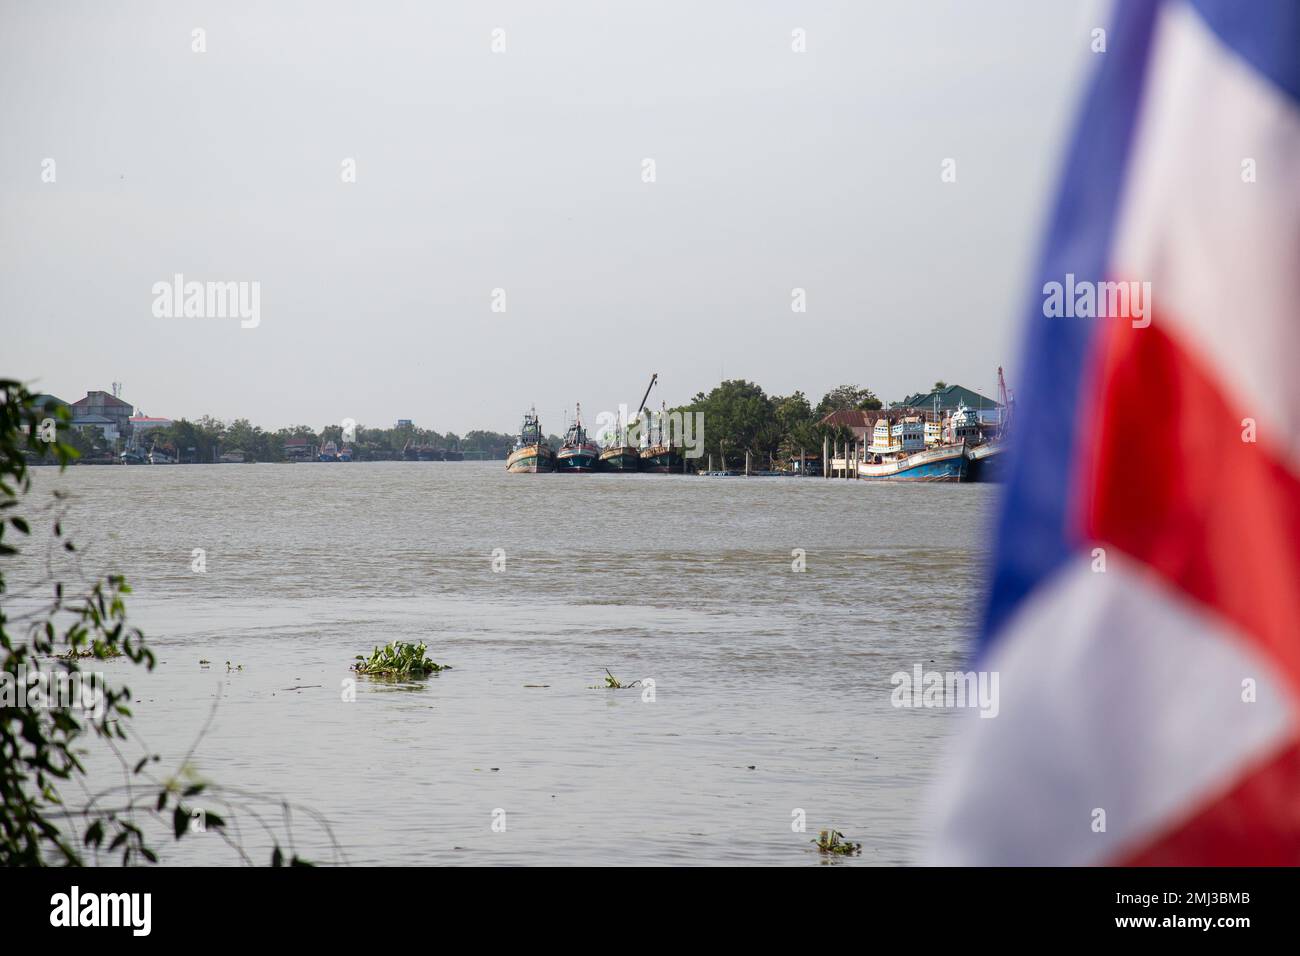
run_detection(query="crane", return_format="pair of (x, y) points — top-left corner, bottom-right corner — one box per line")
(634, 373), (658, 419)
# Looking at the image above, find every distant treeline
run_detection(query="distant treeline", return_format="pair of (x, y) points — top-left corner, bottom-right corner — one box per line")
(109, 419), (522, 463)
(61, 380), (928, 466)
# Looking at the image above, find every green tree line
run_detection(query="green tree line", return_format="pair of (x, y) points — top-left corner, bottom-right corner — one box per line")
(674, 381), (884, 471)
(136, 419), (519, 463)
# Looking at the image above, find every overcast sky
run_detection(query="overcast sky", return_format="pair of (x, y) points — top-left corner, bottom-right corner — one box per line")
(2, 0), (1107, 434)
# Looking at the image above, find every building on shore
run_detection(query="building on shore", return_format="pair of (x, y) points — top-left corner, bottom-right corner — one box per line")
(892, 384), (1003, 426)
(815, 409), (875, 443)
(68, 414), (121, 443)
(69, 390), (135, 435)
(283, 436), (316, 461)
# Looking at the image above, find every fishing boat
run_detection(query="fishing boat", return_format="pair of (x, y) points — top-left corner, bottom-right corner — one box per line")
(338, 445), (353, 462)
(599, 444), (640, 471)
(965, 439), (1004, 482)
(598, 372), (658, 472)
(597, 409), (640, 472)
(639, 403), (682, 473)
(319, 440), (339, 462)
(443, 448), (464, 462)
(556, 404), (600, 472)
(859, 417), (967, 481)
(506, 407), (556, 474)
(148, 448), (177, 465)
(964, 368), (1013, 482)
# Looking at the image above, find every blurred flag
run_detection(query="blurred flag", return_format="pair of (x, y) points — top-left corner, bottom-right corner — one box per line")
(929, 0), (1300, 864)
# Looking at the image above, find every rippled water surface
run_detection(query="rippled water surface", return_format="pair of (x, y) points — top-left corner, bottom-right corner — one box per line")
(19, 462), (995, 865)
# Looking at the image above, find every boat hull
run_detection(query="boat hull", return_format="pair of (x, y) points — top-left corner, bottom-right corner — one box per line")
(640, 445), (683, 473)
(556, 443), (601, 472)
(965, 440), (1003, 483)
(859, 445), (967, 482)
(506, 444), (556, 473)
(598, 446), (640, 472)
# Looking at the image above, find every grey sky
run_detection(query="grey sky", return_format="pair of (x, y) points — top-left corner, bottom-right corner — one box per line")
(2, 0), (1106, 434)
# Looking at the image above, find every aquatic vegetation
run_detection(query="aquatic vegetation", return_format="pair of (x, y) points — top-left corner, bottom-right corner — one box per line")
(352, 640), (449, 678)
(57, 641), (124, 660)
(813, 829), (862, 856)
(592, 668), (642, 689)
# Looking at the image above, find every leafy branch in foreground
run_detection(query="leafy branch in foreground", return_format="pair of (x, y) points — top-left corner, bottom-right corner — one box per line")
(1, 379), (326, 866)
(352, 640), (450, 678)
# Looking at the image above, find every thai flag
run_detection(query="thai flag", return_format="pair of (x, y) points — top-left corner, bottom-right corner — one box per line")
(929, 0), (1300, 864)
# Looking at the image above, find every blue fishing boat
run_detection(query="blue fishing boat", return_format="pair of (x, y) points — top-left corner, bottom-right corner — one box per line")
(859, 417), (967, 481)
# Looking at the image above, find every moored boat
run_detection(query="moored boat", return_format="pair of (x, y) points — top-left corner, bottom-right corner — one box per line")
(859, 416), (966, 481)
(556, 404), (600, 472)
(965, 438), (1004, 482)
(638, 404), (682, 473)
(597, 410), (640, 472)
(506, 407), (556, 473)
(599, 445), (640, 471)
(319, 440), (339, 462)
(860, 443), (968, 481)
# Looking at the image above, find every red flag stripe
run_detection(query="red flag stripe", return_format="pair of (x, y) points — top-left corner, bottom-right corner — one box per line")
(1079, 311), (1300, 698)
(1119, 734), (1300, 865)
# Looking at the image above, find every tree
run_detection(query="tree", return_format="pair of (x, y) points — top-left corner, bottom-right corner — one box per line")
(932, 380), (948, 391)
(680, 379), (777, 470)
(815, 384), (882, 418)
(771, 391), (819, 461)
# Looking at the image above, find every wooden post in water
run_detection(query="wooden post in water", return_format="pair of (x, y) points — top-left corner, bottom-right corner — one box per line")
(708, 453), (713, 473)
(823, 436), (829, 478)
(745, 450), (751, 476)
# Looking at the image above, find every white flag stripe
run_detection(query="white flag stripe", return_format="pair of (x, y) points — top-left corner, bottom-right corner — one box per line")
(1112, 1), (1300, 467)
(927, 554), (1296, 865)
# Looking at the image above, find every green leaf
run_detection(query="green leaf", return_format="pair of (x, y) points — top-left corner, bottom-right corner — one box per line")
(84, 820), (105, 847)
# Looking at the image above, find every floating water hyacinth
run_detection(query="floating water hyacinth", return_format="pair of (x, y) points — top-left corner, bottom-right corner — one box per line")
(813, 829), (861, 856)
(352, 641), (449, 678)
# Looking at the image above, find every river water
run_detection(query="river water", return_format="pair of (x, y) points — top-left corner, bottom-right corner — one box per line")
(17, 462), (995, 865)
